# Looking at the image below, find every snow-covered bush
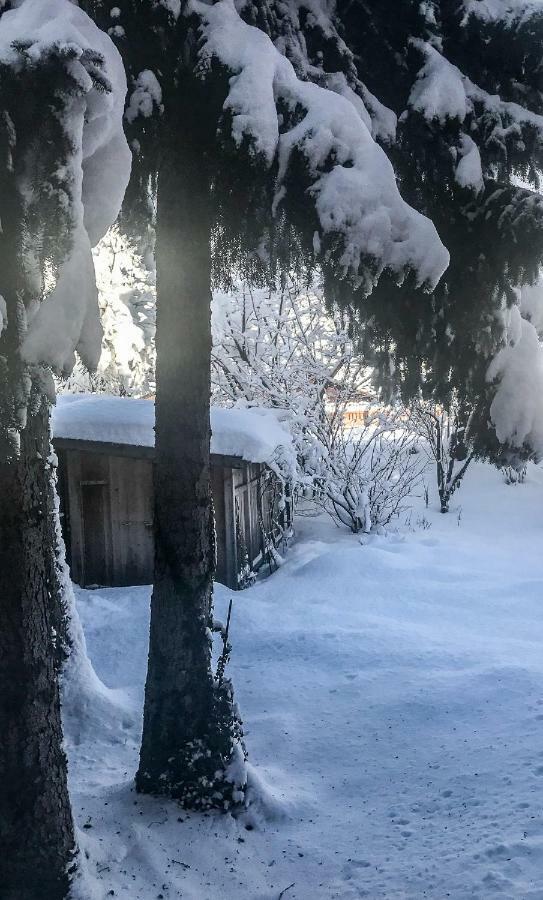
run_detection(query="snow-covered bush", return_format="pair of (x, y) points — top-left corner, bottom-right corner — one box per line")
(308, 408), (424, 533)
(410, 396), (474, 513)
(212, 279), (424, 532)
(501, 464), (527, 486)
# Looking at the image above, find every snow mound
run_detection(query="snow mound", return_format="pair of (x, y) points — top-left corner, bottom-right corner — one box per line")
(62, 581), (137, 750)
(240, 763), (294, 829)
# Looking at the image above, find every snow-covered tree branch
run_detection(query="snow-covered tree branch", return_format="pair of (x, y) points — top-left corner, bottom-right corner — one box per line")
(212, 279), (425, 533)
(194, 0), (449, 296)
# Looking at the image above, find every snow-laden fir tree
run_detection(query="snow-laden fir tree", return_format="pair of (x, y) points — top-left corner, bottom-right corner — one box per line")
(331, 0), (543, 461)
(64, 227), (156, 397)
(0, 2), (129, 896)
(486, 274), (543, 464)
(82, 0), (448, 809)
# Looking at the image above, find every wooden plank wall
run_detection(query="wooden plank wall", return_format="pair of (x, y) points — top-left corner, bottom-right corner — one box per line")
(58, 446), (288, 591)
(60, 448), (154, 587)
(211, 464), (228, 588)
(108, 455), (154, 586)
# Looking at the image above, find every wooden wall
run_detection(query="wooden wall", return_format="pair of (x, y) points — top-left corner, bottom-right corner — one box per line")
(56, 441), (291, 591)
(231, 462), (292, 585)
(58, 446), (154, 587)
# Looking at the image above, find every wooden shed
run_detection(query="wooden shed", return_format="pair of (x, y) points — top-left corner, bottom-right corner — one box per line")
(52, 396), (294, 590)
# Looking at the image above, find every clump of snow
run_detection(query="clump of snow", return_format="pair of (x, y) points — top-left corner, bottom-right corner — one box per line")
(487, 305), (543, 457)
(160, 0), (181, 18)
(409, 41), (469, 123)
(359, 85), (398, 145)
(462, 0), (543, 25)
(0, 0), (132, 373)
(24, 223), (102, 372)
(211, 406), (297, 478)
(125, 69), (163, 123)
(52, 394), (297, 476)
(193, 0), (449, 292)
(455, 133), (484, 193)
(519, 274), (543, 335)
(0, 294), (7, 335)
(319, 71), (397, 146)
(409, 39), (543, 139)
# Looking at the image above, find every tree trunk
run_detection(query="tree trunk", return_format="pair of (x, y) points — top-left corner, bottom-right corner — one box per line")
(0, 395), (75, 899)
(136, 123), (245, 808)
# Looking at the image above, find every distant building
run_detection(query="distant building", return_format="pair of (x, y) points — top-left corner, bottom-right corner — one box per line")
(325, 386), (375, 428)
(52, 396), (294, 590)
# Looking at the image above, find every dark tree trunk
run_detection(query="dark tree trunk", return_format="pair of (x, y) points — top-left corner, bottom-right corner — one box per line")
(0, 395), (76, 899)
(0, 162), (75, 896)
(136, 118), (244, 808)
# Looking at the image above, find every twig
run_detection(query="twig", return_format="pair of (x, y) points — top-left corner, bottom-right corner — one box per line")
(216, 598), (233, 686)
(278, 884), (295, 899)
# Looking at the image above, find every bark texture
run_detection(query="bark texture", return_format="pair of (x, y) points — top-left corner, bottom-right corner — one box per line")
(0, 397), (76, 899)
(136, 120), (244, 808)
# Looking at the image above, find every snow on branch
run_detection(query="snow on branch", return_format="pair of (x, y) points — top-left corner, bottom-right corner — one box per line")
(461, 0), (543, 26)
(409, 39), (543, 190)
(192, 0), (449, 293)
(212, 279), (425, 533)
(410, 39), (543, 132)
(0, 0), (131, 374)
(487, 302), (543, 459)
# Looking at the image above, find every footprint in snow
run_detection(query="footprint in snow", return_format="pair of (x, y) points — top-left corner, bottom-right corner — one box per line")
(342, 858), (371, 880)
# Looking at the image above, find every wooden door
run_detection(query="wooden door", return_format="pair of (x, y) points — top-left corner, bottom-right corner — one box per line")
(81, 481), (108, 587)
(109, 455), (154, 585)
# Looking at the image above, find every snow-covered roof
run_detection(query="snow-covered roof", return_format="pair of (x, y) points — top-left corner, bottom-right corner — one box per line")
(52, 394), (296, 477)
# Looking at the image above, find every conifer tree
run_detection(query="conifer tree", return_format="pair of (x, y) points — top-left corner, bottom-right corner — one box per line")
(331, 0), (543, 459)
(83, 0), (448, 808)
(0, 2), (129, 896)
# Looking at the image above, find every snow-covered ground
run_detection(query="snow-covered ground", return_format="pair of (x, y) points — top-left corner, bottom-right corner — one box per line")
(66, 462), (543, 899)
